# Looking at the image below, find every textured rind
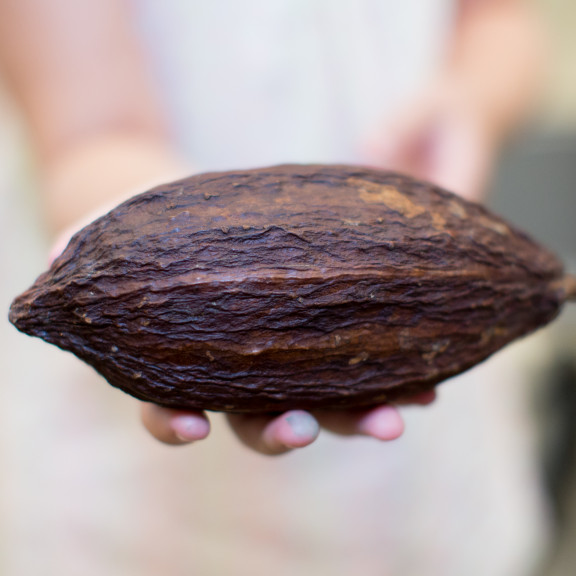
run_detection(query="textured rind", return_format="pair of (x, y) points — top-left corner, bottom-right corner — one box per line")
(9, 164), (568, 412)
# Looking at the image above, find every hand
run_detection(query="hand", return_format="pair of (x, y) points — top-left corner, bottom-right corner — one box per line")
(51, 201), (437, 457)
(141, 392), (436, 455)
(364, 80), (500, 202)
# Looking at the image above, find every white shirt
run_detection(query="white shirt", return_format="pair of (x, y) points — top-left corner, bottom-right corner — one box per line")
(137, 0), (453, 169)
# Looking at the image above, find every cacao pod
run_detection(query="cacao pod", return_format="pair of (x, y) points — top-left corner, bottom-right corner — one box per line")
(9, 165), (576, 412)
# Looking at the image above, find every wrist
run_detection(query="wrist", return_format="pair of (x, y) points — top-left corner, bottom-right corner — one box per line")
(42, 133), (190, 236)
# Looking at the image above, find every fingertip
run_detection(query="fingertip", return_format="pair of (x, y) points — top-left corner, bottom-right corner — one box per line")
(140, 403), (209, 446)
(261, 411), (320, 453)
(227, 410), (320, 455)
(48, 236), (69, 265)
(358, 405), (405, 441)
(171, 413), (211, 442)
(279, 410), (320, 448)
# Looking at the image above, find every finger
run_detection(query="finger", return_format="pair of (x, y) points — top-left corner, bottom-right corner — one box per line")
(47, 193), (146, 265)
(49, 214), (103, 265)
(48, 233), (73, 265)
(396, 390), (437, 406)
(314, 404), (405, 441)
(140, 403), (210, 446)
(226, 410), (320, 456)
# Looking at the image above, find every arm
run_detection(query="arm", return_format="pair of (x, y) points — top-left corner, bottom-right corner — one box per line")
(367, 0), (545, 200)
(450, 0), (545, 142)
(0, 0), (186, 234)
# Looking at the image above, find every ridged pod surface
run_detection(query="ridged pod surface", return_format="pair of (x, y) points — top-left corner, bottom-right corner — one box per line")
(9, 165), (575, 412)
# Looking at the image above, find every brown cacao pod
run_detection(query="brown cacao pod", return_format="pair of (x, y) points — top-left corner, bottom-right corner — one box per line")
(9, 165), (576, 412)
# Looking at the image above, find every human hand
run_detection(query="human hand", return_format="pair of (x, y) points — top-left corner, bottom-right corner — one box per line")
(364, 80), (501, 202)
(50, 217), (436, 456)
(140, 84), (492, 450)
(141, 391), (436, 455)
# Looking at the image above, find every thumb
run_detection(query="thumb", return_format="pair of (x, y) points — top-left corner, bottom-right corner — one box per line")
(48, 223), (83, 265)
(47, 191), (143, 265)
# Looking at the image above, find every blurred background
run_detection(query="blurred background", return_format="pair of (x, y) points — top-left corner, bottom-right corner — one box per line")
(0, 1), (575, 575)
(489, 2), (576, 574)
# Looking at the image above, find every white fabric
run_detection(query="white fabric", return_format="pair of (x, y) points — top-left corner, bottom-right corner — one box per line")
(136, 0), (453, 169)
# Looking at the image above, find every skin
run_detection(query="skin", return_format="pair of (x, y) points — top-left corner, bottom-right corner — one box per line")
(0, 0), (543, 454)
(365, 0), (545, 201)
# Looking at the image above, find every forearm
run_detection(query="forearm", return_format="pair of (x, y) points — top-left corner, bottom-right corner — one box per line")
(43, 135), (187, 236)
(0, 0), (186, 235)
(444, 0), (545, 142)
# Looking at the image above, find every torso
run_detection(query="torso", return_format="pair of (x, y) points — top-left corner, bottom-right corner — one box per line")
(135, 0), (454, 169)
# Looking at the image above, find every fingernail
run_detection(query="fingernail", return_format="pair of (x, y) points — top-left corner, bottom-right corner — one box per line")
(285, 412), (319, 440)
(172, 415), (209, 442)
